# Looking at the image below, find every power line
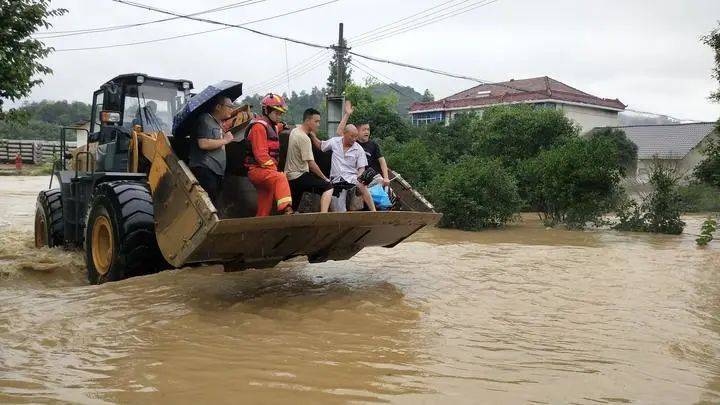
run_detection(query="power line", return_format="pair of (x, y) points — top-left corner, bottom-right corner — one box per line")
(34, 0), (266, 39)
(111, 0), (334, 50)
(348, 0), (472, 43)
(243, 49), (328, 92)
(353, 0), (500, 47)
(54, 0), (339, 52)
(245, 51), (332, 95)
(349, 50), (486, 83)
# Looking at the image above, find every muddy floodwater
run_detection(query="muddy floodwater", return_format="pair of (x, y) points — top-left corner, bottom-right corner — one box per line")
(1, 176), (719, 404)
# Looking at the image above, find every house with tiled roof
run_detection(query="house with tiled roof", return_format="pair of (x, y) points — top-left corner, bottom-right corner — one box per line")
(409, 76), (626, 133)
(602, 122), (718, 183)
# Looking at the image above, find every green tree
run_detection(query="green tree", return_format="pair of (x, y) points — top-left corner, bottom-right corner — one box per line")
(326, 39), (352, 95)
(702, 25), (720, 102)
(0, 0), (66, 120)
(693, 137), (720, 188)
(522, 137), (623, 228)
(420, 89), (434, 102)
(427, 157), (521, 230)
(587, 127), (638, 175)
(473, 105), (579, 169)
(344, 84), (412, 141)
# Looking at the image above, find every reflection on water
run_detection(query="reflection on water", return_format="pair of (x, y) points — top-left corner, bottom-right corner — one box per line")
(1, 176), (719, 404)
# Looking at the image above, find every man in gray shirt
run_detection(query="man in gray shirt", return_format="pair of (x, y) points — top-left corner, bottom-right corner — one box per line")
(188, 96), (234, 206)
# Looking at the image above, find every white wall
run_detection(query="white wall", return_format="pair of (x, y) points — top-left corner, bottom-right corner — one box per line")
(558, 104), (620, 134)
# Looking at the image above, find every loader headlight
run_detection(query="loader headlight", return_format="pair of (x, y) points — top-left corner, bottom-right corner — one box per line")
(136, 75), (145, 84)
(100, 111), (121, 124)
(182, 82), (190, 90)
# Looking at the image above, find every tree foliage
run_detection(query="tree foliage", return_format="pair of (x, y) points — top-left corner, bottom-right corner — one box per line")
(0, 100), (90, 140)
(520, 137), (623, 228)
(420, 89), (434, 102)
(427, 157), (521, 230)
(0, 0), (66, 120)
(702, 26), (720, 103)
(326, 38), (352, 96)
(344, 84), (413, 141)
(473, 105), (578, 169)
(587, 127), (638, 175)
(693, 137), (720, 188)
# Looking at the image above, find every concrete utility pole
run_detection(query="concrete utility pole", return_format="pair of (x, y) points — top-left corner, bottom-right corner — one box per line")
(336, 22), (345, 96)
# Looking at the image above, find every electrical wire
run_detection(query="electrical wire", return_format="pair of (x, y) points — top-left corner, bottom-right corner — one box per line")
(245, 51), (332, 95)
(111, 0), (334, 50)
(34, 0), (266, 38)
(352, 0), (500, 47)
(54, 0), (339, 52)
(243, 50), (328, 92)
(347, 0), (464, 43)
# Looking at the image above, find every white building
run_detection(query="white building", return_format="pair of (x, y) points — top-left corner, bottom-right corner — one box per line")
(608, 122), (718, 183)
(409, 76), (625, 134)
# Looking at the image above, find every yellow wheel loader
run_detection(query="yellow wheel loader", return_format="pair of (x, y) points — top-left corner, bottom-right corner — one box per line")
(34, 74), (440, 284)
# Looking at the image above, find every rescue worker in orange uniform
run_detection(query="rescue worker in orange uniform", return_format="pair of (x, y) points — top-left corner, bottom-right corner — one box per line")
(244, 93), (293, 216)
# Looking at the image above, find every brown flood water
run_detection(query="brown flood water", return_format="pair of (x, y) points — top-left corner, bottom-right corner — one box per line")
(1, 176), (719, 404)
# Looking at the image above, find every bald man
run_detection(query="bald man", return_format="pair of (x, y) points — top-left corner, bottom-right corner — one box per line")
(309, 101), (375, 212)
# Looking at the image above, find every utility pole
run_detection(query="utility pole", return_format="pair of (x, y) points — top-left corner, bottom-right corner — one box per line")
(336, 22), (344, 96)
(326, 22), (345, 136)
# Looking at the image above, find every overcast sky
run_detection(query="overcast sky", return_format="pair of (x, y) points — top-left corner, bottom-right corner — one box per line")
(19, 0), (720, 121)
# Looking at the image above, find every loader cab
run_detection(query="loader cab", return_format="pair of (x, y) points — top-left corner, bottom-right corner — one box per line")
(89, 73), (193, 172)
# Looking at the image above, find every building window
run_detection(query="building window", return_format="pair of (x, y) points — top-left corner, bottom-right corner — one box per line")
(412, 111), (444, 126)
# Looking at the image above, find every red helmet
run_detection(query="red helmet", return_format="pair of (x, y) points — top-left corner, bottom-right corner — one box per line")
(261, 93), (288, 114)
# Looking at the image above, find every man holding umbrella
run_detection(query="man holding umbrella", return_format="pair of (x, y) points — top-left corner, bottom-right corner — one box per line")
(173, 80), (243, 207)
(187, 95), (234, 205)
(244, 93), (293, 216)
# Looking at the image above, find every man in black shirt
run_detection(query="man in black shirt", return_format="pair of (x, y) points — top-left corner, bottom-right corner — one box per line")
(356, 122), (390, 187)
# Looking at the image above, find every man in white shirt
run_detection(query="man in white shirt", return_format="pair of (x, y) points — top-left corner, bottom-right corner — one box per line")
(284, 108), (333, 212)
(309, 101), (376, 212)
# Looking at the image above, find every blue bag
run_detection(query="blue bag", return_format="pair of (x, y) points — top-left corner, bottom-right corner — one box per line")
(369, 185), (392, 210)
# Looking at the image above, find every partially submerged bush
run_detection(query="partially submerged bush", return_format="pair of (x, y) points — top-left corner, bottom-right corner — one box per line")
(521, 137), (623, 229)
(614, 160), (685, 234)
(696, 217), (717, 246)
(427, 157), (520, 230)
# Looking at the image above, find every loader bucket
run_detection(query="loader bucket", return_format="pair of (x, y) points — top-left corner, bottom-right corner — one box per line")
(148, 133), (441, 269)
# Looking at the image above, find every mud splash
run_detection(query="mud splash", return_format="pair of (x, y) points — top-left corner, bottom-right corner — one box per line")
(1, 176), (719, 404)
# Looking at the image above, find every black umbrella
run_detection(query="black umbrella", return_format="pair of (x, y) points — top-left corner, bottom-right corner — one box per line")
(172, 80), (243, 137)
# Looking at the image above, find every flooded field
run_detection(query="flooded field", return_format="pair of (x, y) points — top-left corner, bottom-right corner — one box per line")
(1, 176), (719, 404)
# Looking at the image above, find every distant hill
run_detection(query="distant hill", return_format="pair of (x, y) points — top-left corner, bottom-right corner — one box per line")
(367, 83), (424, 116)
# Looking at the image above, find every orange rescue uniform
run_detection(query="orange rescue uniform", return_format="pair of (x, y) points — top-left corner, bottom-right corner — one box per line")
(245, 119), (292, 216)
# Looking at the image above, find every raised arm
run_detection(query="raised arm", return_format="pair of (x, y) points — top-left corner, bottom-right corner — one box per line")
(336, 100), (354, 137)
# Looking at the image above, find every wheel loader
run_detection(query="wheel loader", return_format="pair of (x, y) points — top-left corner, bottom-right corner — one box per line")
(34, 73), (441, 284)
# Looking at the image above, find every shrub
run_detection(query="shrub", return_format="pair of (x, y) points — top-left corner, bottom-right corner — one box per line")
(614, 160), (685, 234)
(382, 137), (442, 190)
(678, 183), (720, 212)
(521, 137), (623, 229)
(427, 157), (520, 230)
(643, 163), (685, 234)
(696, 217), (717, 246)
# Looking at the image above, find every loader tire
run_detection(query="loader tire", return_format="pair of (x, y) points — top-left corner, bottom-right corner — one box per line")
(85, 180), (167, 284)
(35, 189), (64, 248)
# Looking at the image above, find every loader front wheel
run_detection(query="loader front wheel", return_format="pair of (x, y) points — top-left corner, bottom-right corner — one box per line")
(85, 181), (166, 284)
(35, 189), (64, 248)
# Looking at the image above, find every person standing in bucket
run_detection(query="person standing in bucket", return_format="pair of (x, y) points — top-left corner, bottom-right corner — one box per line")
(244, 93), (293, 216)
